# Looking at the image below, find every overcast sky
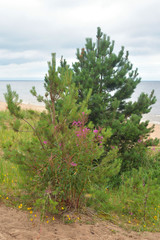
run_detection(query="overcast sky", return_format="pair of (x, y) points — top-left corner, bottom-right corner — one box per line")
(0, 0), (159, 81)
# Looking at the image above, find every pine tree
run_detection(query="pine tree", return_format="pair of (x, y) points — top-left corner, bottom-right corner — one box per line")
(72, 27), (157, 172)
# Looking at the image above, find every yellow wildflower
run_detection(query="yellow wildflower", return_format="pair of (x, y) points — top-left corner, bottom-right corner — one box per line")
(154, 216), (157, 221)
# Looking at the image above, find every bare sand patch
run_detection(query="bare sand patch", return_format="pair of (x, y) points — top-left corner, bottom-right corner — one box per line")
(0, 204), (160, 240)
(0, 101), (45, 112)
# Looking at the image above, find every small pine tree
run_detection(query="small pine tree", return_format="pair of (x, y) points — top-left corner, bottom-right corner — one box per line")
(72, 27), (157, 172)
(4, 84), (23, 118)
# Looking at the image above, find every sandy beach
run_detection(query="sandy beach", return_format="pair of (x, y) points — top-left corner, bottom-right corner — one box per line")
(1, 101), (160, 139)
(0, 101), (46, 112)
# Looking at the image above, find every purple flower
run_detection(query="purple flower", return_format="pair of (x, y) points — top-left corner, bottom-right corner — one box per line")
(70, 162), (77, 166)
(93, 129), (98, 133)
(43, 141), (47, 144)
(98, 135), (103, 139)
(72, 121), (77, 126)
(111, 146), (115, 149)
(59, 143), (62, 146)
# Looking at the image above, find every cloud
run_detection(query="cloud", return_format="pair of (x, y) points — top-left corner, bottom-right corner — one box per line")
(0, 0), (160, 80)
(0, 61), (48, 80)
(0, 49), (49, 65)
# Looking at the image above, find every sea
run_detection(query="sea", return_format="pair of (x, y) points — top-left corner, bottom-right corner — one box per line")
(0, 80), (160, 124)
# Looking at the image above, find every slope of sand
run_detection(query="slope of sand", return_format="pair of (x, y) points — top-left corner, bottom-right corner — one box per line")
(0, 204), (160, 240)
(0, 101), (46, 112)
(148, 123), (160, 139)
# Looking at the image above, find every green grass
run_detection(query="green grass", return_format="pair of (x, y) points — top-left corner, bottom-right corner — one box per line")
(0, 109), (160, 231)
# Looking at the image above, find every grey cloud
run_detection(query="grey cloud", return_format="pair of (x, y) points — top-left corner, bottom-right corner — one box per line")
(0, 0), (160, 80)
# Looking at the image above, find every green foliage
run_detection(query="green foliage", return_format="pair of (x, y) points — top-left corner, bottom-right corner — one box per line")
(1, 88), (160, 230)
(85, 153), (160, 230)
(91, 147), (122, 186)
(1, 44), (160, 231)
(72, 27), (157, 172)
(3, 54), (117, 212)
(4, 84), (23, 118)
(35, 194), (58, 219)
(11, 119), (21, 132)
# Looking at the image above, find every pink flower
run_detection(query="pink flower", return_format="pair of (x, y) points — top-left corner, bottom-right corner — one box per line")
(93, 129), (98, 133)
(82, 112), (85, 115)
(72, 121), (77, 126)
(111, 146), (115, 149)
(98, 135), (103, 139)
(43, 141), (47, 144)
(70, 162), (77, 166)
(59, 143), (62, 146)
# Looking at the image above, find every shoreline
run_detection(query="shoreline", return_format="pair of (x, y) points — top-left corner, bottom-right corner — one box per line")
(0, 101), (160, 139)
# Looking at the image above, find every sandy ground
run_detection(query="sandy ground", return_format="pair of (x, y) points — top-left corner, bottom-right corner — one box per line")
(0, 204), (160, 240)
(0, 101), (46, 113)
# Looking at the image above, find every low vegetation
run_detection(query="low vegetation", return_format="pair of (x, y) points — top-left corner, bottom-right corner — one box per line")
(0, 28), (160, 231)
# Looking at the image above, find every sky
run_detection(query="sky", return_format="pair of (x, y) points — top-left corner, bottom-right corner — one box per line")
(0, 0), (160, 81)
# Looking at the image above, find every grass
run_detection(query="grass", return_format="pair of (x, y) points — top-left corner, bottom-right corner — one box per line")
(0, 109), (160, 231)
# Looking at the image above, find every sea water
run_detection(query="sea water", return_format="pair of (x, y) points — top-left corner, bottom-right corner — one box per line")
(0, 80), (45, 106)
(0, 80), (160, 123)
